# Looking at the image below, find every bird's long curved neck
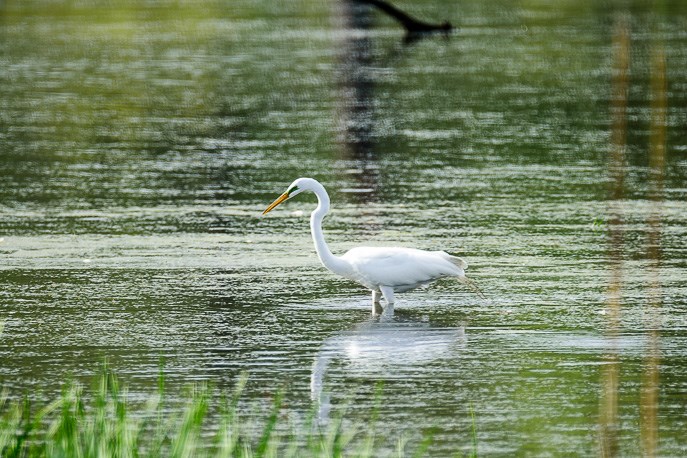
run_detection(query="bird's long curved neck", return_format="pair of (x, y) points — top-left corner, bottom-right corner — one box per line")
(310, 185), (349, 275)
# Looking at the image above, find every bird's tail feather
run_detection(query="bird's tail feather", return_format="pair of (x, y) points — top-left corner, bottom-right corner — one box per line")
(457, 275), (486, 300)
(447, 254), (468, 270)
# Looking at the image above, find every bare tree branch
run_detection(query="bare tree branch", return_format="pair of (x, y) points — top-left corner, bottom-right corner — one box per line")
(354, 0), (452, 34)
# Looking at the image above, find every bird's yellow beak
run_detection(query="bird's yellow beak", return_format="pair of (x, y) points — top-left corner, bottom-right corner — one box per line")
(262, 192), (290, 215)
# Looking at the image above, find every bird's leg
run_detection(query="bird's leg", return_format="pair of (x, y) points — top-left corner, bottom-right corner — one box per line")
(379, 285), (396, 305)
(372, 290), (381, 304)
(381, 302), (394, 319)
(371, 290), (384, 315)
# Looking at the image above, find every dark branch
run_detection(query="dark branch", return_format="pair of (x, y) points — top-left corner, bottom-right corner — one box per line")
(354, 0), (452, 34)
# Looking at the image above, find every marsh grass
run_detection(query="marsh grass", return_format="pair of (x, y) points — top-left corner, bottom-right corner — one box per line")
(0, 367), (476, 457)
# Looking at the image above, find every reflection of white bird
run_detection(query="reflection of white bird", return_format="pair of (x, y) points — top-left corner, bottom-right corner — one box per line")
(263, 178), (483, 308)
(310, 317), (467, 423)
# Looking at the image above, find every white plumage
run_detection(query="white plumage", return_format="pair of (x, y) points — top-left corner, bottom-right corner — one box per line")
(341, 247), (466, 292)
(263, 178), (481, 309)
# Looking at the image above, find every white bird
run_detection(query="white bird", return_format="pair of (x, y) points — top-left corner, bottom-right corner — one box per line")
(262, 178), (483, 310)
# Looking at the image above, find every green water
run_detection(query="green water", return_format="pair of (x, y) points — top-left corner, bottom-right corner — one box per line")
(1, 0), (686, 455)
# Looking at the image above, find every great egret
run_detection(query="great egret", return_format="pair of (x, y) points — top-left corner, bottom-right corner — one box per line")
(262, 178), (482, 308)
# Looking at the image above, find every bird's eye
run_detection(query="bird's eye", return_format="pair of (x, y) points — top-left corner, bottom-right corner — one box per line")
(288, 186), (299, 195)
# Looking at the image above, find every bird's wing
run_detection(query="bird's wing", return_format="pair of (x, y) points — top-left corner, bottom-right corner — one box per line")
(341, 247), (464, 288)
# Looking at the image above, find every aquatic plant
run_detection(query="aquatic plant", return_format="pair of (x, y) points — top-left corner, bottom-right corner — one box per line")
(0, 367), (476, 457)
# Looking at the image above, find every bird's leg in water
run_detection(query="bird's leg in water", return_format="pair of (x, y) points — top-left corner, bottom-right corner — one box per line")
(380, 285), (396, 305)
(371, 290), (383, 314)
(381, 302), (395, 319)
(372, 290), (381, 304)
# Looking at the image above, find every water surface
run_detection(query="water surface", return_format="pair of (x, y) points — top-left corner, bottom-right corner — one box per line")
(1, 0), (687, 455)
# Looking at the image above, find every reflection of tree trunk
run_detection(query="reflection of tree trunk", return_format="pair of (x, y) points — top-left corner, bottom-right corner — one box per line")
(337, 1), (374, 158)
(599, 15), (630, 458)
(334, 0), (450, 201)
(335, 0), (380, 201)
(355, 0), (452, 34)
(640, 44), (666, 458)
